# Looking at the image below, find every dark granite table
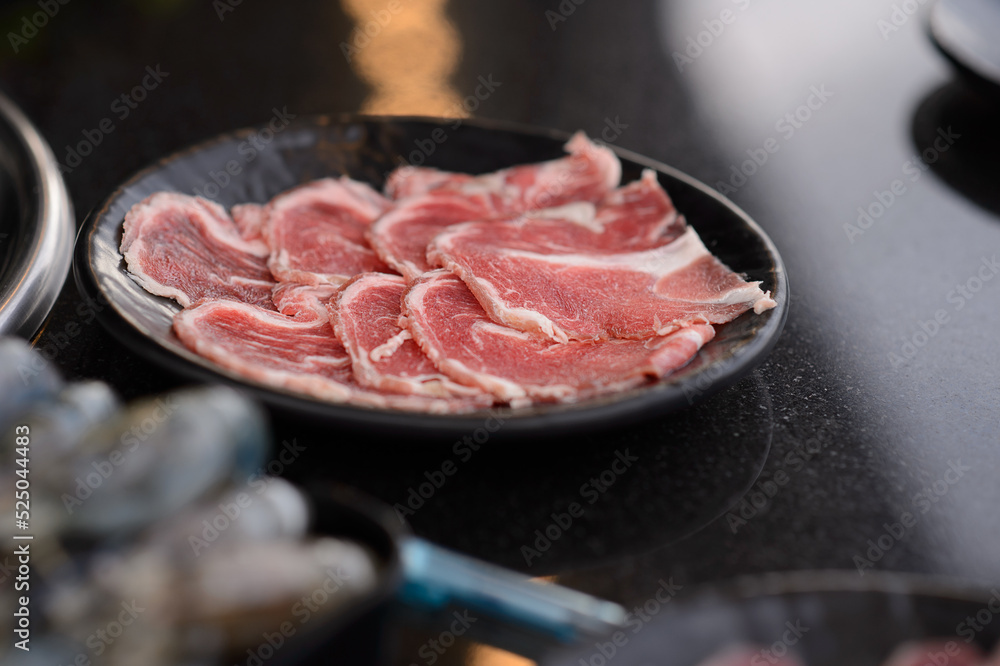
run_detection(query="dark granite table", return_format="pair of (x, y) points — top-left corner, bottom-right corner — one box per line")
(7, 0), (1000, 663)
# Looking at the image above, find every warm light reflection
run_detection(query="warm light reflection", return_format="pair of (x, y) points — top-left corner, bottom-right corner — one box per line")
(341, 0), (465, 116)
(467, 644), (536, 666)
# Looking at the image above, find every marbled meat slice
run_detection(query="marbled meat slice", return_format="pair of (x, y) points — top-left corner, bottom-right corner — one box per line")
(401, 270), (715, 405)
(174, 299), (356, 403)
(593, 169), (685, 247)
(331, 273), (491, 401)
(367, 192), (496, 281)
(384, 131), (622, 214)
(430, 222), (776, 343)
(231, 203), (267, 243)
(174, 298), (487, 414)
(424, 170), (683, 260)
(265, 177), (395, 285)
(271, 282), (340, 322)
(121, 192), (275, 309)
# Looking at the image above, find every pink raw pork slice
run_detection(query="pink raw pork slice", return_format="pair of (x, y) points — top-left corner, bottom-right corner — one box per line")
(384, 132), (622, 212)
(231, 203), (267, 243)
(593, 169), (686, 247)
(401, 270), (715, 405)
(429, 217), (776, 343)
(175, 285), (488, 413)
(173, 298), (357, 404)
(367, 192), (496, 281)
(121, 192), (275, 309)
(372, 166), (679, 282)
(330, 273), (491, 402)
(264, 177), (395, 285)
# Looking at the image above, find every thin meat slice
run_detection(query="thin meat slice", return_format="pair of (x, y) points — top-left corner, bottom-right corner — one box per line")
(367, 192), (496, 281)
(402, 270), (715, 405)
(430, 222), (776, 343)
(372, 168), (679, 282)
(231, 203), (267, 243)
(174, 298), (487, 413)
(594, 169), (685, 247)
(174, 299), (356, 403)
(121, 192), (275, 309)
(331, 273), (491, 401)
(271, 282), (340, 322)
(265, 177), (395, 285)
(384, 131), (621, 213)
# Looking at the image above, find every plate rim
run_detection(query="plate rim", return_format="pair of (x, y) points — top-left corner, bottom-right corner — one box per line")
(74, 114), (789, 437)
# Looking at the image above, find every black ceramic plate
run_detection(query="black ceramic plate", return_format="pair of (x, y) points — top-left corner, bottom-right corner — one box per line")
(547, 571), (1000, 666)
(74, 116), (788, 437)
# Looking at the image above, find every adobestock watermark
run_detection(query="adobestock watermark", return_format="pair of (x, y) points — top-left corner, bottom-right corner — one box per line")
(385, 74), (502, 175)
(671, 0), (752, 73)
(188, 438), (307, 556)
(546, 0), (588, 31)
(234, 564), (359, 666)
(7, 0), (70, 54)
(410, 610), (478, 666)
(724, 433), (833, 534)
(213, 0), (243, 22)
(60, 395), (181, 515)
(192, 106), (297, 200)
(888, 253), (999, 369)
(340, 0), (414, 62)
(58, 65), (170, 174)
(956, 588), (1000, 644)
(853, 459), (971, 575)
(18, 293), (109, 386)
(521, 449), (638, 567)
(576, 578), (682, 666)
(392, 411), (505, 524)
(749, 619), (810, 665)
(845, 126), (961, 244)
(715, 84), (833, 197)
(877, 0), (931, 41)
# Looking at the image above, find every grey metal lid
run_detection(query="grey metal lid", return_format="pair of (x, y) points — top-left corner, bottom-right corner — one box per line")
(0, 91), (74, 338)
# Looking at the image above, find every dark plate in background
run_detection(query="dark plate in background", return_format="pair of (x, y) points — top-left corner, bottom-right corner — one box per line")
(74, 115), (788, 438)
(548, 571), (1000, 666)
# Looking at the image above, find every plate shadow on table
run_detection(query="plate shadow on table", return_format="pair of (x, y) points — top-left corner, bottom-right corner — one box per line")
(910, 81), (1000, 220)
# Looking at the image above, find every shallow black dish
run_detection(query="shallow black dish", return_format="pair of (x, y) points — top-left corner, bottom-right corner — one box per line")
(74, 115), (788, 438)
(547, 571), (1000, 666)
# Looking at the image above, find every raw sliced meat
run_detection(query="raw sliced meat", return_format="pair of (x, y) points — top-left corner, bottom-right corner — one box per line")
(331, 273), (491, 401)
(231, 203), (267, 243)
(174, 298), (487, 414)
(271, 282), (340, 322)
(367, 192), (496, 281)
(174, 299), (356, 403)
(430, 222), (776, 343)
(265, 177), (395, 285)
(384, 131), (621, 213)
(121, 192), (275, 309)
(594, 169), (685, 247)
(401, 270), (715, 404)
(371, 167), (679, 282)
